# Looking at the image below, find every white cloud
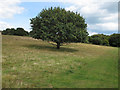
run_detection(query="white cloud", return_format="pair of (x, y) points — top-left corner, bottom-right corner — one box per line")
(0, 0), (24, 19)
(60, 0), (119, 2)
(66, 6), (77, 12)
(88, 30), (98, 36)
(89, 22), (118, 31)
(0, 0), (24, 30)
(99, 13), (118, 22)
(96, 23), (118, 31)
(61, 0), (118, 33)
(0, 21), (14, 30)
(63, 0), (114, 18)
(20, 0), (119, 2)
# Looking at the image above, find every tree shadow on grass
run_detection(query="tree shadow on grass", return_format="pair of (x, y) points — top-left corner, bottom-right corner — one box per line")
(24, 44), (78, 52)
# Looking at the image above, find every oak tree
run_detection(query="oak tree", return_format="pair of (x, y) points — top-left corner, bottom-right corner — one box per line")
(30, 7), (88, 49)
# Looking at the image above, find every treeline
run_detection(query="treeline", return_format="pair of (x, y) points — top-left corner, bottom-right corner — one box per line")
(88, 34), (120, 47)
(1, 28), (120, 47)
(2, 28), (29, 36)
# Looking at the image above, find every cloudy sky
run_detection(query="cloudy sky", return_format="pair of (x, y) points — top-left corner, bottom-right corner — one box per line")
(0, 0), (119, 35)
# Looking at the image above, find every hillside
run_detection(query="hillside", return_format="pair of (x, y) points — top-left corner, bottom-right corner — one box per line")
(2, 35), (118, 88)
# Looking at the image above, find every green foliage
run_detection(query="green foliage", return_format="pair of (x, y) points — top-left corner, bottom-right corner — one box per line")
(29, 31), (34, 37)
(91, 34), (109, 41)
(89, 34), (109, 46)
(103, 39), (109, 46)
(2, 28), (29, 36)
(88, 36), (93, 43)
(91, 37), (103, 45)
(15, 28), (29, 36)
(30, 7), (88, 49)
(109, 33), (120, 47)
(2, 28), (16, 35)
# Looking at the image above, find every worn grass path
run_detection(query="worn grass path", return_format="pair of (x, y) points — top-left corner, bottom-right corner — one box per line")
(2, 35), (118, 88)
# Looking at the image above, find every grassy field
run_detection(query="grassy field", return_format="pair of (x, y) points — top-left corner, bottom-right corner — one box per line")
(2, 35), (118, 88)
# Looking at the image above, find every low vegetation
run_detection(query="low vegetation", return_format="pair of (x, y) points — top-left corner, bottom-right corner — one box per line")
(2, 35), (118, 88)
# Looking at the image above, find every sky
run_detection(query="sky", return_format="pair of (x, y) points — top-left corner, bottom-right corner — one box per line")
(0, 0), (119, 36)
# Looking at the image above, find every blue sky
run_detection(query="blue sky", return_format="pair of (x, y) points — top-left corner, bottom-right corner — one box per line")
(0, 0), (118, 35)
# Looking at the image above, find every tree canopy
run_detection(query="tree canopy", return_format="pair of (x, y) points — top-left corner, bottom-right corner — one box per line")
(30, 7), (88, 49)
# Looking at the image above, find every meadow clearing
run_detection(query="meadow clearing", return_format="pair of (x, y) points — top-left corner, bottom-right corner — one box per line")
(2, 35), (118, 88)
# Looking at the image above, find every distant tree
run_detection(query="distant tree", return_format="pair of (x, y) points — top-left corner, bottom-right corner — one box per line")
(109, 33), (120, 47)
(2, 30), (7, 35)
(2, 28), (16, 35)
(15, 28), (29, 36)
(89, 34), (109, 46)
(91, 37), (103, 45)
(88, 36), (93, 43)
(103, 39), (109, 46)
(30, 7), (88, 49)
(2, 28), (29, 36)
(91, 34), (109, 40)
(29, 31), (34, 37)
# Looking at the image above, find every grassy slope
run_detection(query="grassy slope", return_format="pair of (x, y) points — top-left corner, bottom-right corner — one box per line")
(2, 35), (118, 88)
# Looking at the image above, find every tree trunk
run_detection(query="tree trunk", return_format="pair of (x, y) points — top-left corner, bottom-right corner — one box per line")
(57, 42), (60, 49)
